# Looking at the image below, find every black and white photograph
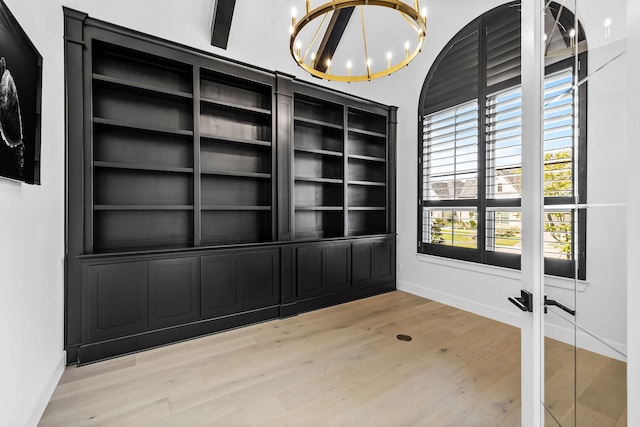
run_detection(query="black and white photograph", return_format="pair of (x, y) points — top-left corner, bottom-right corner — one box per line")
(0, 0), (42, 184)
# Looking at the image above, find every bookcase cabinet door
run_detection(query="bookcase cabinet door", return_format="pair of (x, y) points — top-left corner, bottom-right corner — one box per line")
(86, 261), (148, 341)
(374, 239), (395, 283)
(201, 250), (280, 317)
(296, 245), (325, 299)
(201, 253), (241, 318)
(351, 238), (395, 287)
(326, 243), (351, 292)
(295, 242), (352, 299)
(241, 250), (280, 310)
(352, 241), (374, 287)
(148, 257), (198, 327)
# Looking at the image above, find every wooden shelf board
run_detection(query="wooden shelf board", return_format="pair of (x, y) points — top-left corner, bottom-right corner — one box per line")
(348, 127), (386, 138)
(200, 235), (270, 246)
(294, 147), (343, 157)
(348, 154), (386, 163)
(201, 170), (271, 179)
(294, 115), (343, 130)
(200, 97), (271, 116)
(94, 161), (193, 174)
(200, 133), (272, 147)
(294, 176), (343, 184)
(94, 205), (194, 211)
(93, 73), (193, 100)
(295, 206), (343, 211)
(348, 207), (386, 211)
(348, 180), (386, 187)
(93, 117), (194, 137)
(201, 206), (272, 211)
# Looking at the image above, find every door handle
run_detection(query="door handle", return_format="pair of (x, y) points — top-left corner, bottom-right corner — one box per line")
(544, 296), (575, 316)
(508, 289), (533, 312)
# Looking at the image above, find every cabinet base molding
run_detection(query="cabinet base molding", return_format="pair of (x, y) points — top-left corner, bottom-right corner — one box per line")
(75, 305), (280, 365)
(283, 282), (395, 318)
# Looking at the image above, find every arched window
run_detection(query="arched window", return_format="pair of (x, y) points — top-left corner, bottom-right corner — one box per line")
(418, 2), (587, 279)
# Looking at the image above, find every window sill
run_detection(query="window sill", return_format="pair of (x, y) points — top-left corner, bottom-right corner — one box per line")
(415, 253), (590, 292)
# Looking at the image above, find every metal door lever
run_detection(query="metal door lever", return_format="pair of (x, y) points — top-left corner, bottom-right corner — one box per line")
(544, 296), (575, 316)
(508, 289), (533, 312)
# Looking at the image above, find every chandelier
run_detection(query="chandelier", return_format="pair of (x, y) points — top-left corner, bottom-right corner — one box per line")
(289, 0), (428, 82)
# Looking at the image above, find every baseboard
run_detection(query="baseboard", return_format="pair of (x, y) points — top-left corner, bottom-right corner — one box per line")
(24, 350), (66, 427)
(397, 280), (522, 328)
(545, 320), (627, 362)
(398, 280), (627, 362)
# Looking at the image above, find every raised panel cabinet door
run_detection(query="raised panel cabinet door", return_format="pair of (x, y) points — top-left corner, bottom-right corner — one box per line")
(87, 261), (148, 341)
(296, 245), (325, 299)
(352, 241), (374, 287)
(374, 239), (395, 283)
(148, 257), (198, 328)
(241, 250), (280, 310)
(201, 253), (241, 318)
(326, 243), (351, 292)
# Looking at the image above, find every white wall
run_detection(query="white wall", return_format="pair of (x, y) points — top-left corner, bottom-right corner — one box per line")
(0, 1), (66, 426)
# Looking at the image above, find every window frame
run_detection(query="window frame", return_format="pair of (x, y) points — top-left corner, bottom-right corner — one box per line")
(417, 2), (587, 280)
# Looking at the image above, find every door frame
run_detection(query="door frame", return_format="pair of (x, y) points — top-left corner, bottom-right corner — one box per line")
(520, 0), (545, 425)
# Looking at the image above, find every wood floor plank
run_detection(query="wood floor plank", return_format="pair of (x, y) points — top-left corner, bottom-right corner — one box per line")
(38, 291), (626, 426)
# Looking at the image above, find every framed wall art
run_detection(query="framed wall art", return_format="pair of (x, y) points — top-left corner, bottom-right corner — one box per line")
(0, 0), (42, 184)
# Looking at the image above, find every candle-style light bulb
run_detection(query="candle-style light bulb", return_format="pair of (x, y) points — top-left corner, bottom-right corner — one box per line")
(326, 58), (332, 74)
(311, 52), (316, 67)
(604, 18), (612, 38)
(404, 41), (410, 58)
(420, 7), (427, 20)
(295, 40), (302, 57)
(291, 7), (297, 27)
(347, 60), (352, 76)
(569, 28), (576, 47)
(386, 51), (392, 68)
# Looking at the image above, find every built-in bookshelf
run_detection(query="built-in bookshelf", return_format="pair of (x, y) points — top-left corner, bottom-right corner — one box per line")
(90, 42), (276, 251)
(292, 92), (390, 239)
(66, 8), (396, 365)
(199, 69), (274, 245)
(91, 41), (195, 251)
(293, 94), (345, 239)
(347, 108), (388, 236)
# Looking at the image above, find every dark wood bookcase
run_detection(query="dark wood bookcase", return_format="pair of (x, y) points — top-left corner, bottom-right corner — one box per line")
(91, 41), (196, 252)
(64, 8), (397, 365)
(293, 94), (345, 239)
(198, 69), (275, 245)
(346, 108), (389, 236)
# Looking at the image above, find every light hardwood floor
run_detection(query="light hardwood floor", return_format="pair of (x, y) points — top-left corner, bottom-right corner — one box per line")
(39, 291), (625, 426)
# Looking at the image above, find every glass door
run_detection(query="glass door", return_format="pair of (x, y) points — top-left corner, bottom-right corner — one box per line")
(541, 0), (628, 425)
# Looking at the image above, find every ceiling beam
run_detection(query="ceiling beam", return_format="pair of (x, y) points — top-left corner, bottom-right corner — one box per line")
(210, 0), (236, 49)
(314, 7), (354, 73)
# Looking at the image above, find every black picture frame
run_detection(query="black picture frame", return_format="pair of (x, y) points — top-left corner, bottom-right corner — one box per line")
(0, 0), (42, 184)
